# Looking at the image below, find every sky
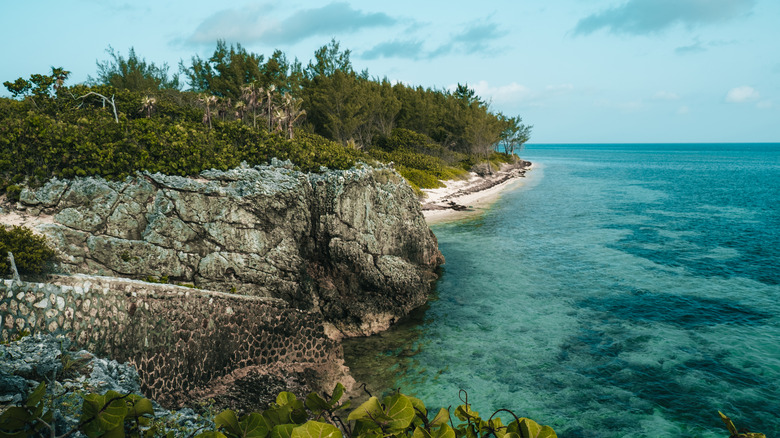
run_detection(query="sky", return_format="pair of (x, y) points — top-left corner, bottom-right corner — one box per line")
(1, 0), (778, 143)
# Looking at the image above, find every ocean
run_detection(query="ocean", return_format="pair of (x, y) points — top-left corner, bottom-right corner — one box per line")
(343, 143), (780, 438)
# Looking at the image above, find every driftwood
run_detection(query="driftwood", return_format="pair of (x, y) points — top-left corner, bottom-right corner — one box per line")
(77, 91), (119, 123)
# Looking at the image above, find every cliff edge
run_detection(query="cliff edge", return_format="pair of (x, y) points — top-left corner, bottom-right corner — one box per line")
(3, 161), (444, 338)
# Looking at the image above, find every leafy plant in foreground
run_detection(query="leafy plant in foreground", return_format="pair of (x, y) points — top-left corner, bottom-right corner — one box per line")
(202, 385), (557, 438)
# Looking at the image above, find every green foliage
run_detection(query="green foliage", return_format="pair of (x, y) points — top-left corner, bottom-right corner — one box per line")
(0, 225), (56, 277)
(0, 382), (159, 437)
(91, 46), (180, 91)
(20, 381), (766, 438)
(1, 41), (530, 200)
(181, 40), (266, 99)
(0, 382), (53, 437)
(3, 184), (21, 202)
(396, 167), (444, 190)
(200, 384), (558, 438)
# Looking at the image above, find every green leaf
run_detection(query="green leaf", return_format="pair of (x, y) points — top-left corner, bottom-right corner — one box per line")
(351, 419), (382, 437)
(408, 395), (426, 419)
(215, 410), (241, 435)
(194, 432), (228, 438)
(347, 397), (384, 422)
(262, 406), (292, 428)
(80, 391), (129, 438)
(508, 418), (556, 438)
(216, 410), (269, 438)
(306, 393), (330, 412)
(413, 426), (433, 438)
(430, 409), (449, 427)
(239, 413), (270, 438)
(432, 424), (456, 438)
(536, 426), (557, 438)
(276, 392), (298, 407)
(25, 382), (46, 408)
(127, 395), (154, 419)
(382, 393), (415, 432)
(329, 383), (345, 406)
(454, 405), (478, 423)
(290, 421), (342, 438)
(0, 406), (34, 430)
(271, 424), (295, 438)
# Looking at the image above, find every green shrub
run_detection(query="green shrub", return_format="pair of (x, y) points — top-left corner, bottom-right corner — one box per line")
(4, 184), (21, 202)
(397, 166), (445, 190)
(0, 225), (56, 276)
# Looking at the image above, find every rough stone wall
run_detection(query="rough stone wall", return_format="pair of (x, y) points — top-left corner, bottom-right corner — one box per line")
(0, 274), (349, 408)
(6, 162), (443, 337)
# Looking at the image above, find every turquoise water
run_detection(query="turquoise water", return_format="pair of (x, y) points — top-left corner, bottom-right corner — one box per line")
(343, 144), (780, 437)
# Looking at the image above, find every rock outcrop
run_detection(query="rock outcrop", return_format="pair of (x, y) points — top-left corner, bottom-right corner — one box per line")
(7, 161), (443, 337)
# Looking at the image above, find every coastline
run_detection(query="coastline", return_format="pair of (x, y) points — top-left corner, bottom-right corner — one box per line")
(421, 161), (533, 224)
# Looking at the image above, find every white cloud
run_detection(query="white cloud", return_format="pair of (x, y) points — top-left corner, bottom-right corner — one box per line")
(187, 3), (396, 46)
(654, 91), (680, 100)
(470, 80), (533, 104)
(677, 105), (690, 114)
(725, 86), (760, 103)
(757, 101), (773, 109)
(574, 0), (756, 36)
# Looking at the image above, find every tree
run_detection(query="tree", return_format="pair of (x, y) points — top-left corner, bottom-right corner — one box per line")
(280, 92), (306, 139)
(139, 96), (157, 118)
(180, 40), (264, 99)
(498, 115), (532, 156)
(90, 46), (180, 91)
(305, 39), (353, 79)
(240, 82), (261, 127)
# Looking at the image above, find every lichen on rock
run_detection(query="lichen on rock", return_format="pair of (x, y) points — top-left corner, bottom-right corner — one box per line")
(5, 162), (444, 337)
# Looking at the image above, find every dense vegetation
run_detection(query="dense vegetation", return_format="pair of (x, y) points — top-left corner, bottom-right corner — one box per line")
(1, 41), (530, 195)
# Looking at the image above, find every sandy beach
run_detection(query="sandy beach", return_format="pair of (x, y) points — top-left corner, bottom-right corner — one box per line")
(420, 161), (533, 224)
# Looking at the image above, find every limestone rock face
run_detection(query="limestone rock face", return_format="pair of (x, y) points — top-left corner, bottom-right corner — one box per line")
(11, 162), (443, 337)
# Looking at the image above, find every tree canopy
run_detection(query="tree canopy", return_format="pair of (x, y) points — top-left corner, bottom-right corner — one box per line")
(1, 40), (531, 196)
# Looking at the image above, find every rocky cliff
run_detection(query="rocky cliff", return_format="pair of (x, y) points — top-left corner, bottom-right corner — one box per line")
(5, 161), (443, 338)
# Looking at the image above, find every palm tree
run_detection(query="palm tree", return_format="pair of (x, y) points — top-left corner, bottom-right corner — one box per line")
(199, 95), (217, 129)
(234, 100), (247, 121)
(139, 96), (157, 118)
(281, 93), (306, 139)
(274, 108), (286, 134)
(51, 67), (71, 91)
(265, 84), (276, 130)
(241, 82), (261, 127)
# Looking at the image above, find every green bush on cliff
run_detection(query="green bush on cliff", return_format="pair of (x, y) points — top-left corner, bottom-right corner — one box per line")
(0, 224), (55, 277)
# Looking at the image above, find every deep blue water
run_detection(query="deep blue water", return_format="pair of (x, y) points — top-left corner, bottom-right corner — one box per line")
(344, 143), (780, 437)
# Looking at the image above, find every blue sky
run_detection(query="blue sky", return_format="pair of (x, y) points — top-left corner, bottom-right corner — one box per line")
(2, 0), (778, 143)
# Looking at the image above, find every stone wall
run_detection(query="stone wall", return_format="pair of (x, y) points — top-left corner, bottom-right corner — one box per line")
(0, 274), (350, 408)
(7, 162), (443, 337)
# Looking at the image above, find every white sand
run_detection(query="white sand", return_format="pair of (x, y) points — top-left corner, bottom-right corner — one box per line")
(421, 163), (534, 224)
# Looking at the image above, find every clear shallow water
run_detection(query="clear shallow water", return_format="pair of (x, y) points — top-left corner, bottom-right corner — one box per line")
(344, 144), (780, 438)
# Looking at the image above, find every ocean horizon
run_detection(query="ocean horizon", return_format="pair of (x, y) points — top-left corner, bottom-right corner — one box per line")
(345, 143), (780, 438)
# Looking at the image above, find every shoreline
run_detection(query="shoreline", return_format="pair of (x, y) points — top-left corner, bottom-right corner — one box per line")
(420, 160), (533, 224)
